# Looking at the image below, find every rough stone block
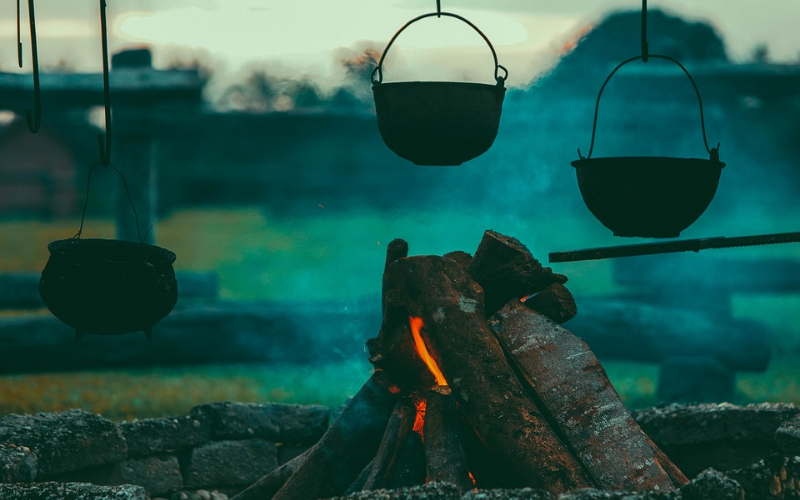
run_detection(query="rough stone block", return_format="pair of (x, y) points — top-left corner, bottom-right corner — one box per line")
(0, 481), (146, 499)
(0, 409), (127, 477)
(121, 414), (211, 457)
(463, 488), (555, 500)
(327, 482), (461, 500)
(776, 414), (800, 456)
(183, 439), (277, 487)
(191, 402), (329, 443)
(679, 469), (743, 500)
(634, 403), (800, 448)
(0, 442), (37, 483)
(633, 403), (800, 475)
(61, 455), (183, 497)
(727, 455), (800, 500)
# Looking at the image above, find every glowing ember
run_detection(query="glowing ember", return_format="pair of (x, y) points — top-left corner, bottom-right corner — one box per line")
(520, 293), (535, 303)
(409, 316), (448, 387)
(413, 399), (426, 438)
(469, 471), (477, 486)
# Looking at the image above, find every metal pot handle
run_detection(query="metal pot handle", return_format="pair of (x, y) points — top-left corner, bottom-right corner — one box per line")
(370, 11), (508, 85)
(579, 54), (719, 161)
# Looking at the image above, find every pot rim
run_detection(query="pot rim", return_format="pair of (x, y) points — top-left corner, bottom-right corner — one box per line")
(571, 156), (726, 169)
(46, 238), (176, 265)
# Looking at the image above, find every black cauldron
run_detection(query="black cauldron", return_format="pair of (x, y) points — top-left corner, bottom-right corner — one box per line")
(371, 11), (507, 166)
(574, 54), (724, 238)
(373, 81), (505, 166)
(572, 157), (725, 238)
(39, 238), (177, 338)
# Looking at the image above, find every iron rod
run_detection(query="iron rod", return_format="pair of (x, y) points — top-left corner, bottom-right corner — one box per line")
(549, 231), (800, 263)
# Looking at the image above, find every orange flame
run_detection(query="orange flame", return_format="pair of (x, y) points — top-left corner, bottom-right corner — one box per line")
(409, 317), (448, 387)
(468, 471), (477, 486)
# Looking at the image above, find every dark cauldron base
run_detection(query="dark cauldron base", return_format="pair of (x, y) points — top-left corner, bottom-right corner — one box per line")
(572, 157), (725, 238)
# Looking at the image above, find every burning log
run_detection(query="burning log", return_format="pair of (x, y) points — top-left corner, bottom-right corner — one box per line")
(232, 447), (311, 500)
(266, 374), (397, 500)
(522, 283), (577, 324)
(422, 386), (473, 494)
(465, 230), (567, 316)
(488, 300), (679, 492)
(381, 255), (592, 492)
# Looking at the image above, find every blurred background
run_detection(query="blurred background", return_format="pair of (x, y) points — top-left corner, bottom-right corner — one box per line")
(1, 0), (799, 420)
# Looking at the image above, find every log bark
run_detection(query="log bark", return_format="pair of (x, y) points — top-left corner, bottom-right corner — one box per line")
(523, 283), (577, 324)
(465, 230), (567, 317)
(423, 387), (473, 494)
(231, 447), (312, 500)
(361, 400), (416, 490)
(383, 255), (591, 493)
(269, 374), (397, 500)
(488, 300), (678, 492)
(443, 251), (472, 270)
(383, 431), (426, 489)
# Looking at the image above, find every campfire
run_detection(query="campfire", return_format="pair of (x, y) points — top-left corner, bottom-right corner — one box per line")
(233, 230), (687, 500)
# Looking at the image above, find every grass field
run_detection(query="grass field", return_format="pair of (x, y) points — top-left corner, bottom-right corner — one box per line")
(1, 207), (799, 420)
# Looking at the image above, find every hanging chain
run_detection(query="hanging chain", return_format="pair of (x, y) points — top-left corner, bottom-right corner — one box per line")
(641, 0), (649, 62)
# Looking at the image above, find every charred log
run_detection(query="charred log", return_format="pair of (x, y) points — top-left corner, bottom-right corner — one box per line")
(488, 300), (678, 492)
(268, 374), (397, 500)
(465, 230), (567, 317)
(231, 447), (311, 500)
(522, 283), (577, 324)
(423, 387), (473, 494)
(360, 400), (416, 491)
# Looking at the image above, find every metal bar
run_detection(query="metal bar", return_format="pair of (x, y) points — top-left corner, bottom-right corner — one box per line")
(549, 231), (800, 263)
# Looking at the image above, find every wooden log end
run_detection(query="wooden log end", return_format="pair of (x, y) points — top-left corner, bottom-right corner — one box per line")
(523, 283), (577, 324)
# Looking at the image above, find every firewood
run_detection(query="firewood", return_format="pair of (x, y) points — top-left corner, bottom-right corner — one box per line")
(523, 283), (577, 324)
(643, 433), (689, 487)
(423, 386), (473, 494)
(488, 300), (678, 492)
(384, 431), (426, 489)
(361, 400), (416, 490)
(269, 374), (398, 500)
(443, 251), (472, 269)
(465, 230), (567, 316)
(383, 255), (592, 493)
(231, 447), (311, 500)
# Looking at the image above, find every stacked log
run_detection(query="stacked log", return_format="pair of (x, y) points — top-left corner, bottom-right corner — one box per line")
(234, 230), (686, 500)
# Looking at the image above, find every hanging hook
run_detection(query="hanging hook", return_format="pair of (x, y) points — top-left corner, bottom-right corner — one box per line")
(16, 0), (22, 67)
(436, 0), (441, 18)
(641, 0), (649, 62)
(97, 0), (112, 166)
(24, 0), (41, 133)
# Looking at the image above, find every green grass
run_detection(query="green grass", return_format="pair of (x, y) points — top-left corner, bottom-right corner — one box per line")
(2, 207), (799, 420)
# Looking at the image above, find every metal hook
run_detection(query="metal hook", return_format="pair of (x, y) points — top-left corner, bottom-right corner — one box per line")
(97, 0), (112, 166)
(16, 0), (22, 67)
(641, 0), (649, 62)
(24, 0), (40, 133)
(436, 0), (441, 18)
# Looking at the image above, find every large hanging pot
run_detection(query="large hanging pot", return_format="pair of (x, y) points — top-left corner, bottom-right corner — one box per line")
(572, 54), (725, 238)
(39, 238), (177, 338)
(38, 0), (177, 339)
(372, 7), (508, 166)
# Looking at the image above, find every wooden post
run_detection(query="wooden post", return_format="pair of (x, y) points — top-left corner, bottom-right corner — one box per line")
(115, 131), (157, 243)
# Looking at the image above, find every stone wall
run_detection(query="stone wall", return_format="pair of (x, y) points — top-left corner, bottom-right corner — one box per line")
(0, 402), (330, 500)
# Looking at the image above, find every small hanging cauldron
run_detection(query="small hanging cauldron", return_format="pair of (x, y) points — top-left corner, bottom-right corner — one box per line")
(372, 7), (508, 166)
(39, 238), (177, 339)
(572, 54), (725, 238)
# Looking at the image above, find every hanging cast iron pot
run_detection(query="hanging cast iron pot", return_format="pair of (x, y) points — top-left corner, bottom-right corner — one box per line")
(38, 0), (177, 339)
(572, 1), (725, 239)
(372, 2), (508, 166)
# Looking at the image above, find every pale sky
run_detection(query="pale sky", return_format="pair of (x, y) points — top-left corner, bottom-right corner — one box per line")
(2, 1), (799, 89)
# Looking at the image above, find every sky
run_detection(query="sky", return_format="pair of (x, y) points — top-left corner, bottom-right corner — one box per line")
(2, 0), (799, 90)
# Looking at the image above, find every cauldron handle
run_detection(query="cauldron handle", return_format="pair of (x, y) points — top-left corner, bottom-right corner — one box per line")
(579, 54), (719, 161)
(370, 11), (508, 85)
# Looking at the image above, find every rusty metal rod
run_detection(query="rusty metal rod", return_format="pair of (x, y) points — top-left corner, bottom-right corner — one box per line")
(549, 231), (800, 263)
